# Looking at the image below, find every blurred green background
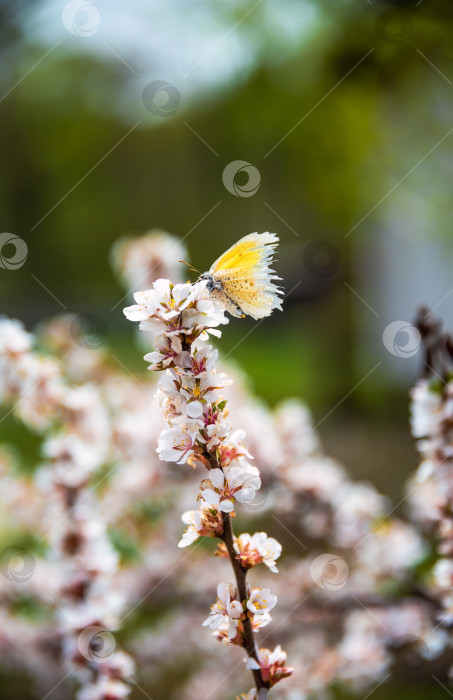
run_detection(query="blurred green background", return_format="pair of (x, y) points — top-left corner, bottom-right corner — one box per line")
(3, 1), (453, 510)
(1, 1), (453, 695)
(3, 0), (453, 500)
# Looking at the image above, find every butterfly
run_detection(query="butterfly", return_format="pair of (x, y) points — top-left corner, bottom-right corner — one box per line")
(198, 232), (283, 320)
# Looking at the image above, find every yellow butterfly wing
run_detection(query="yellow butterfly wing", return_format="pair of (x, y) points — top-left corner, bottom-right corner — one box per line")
(209, 232), (283, 320)
(213, 270), (282, 319)
(209, 232), (277, 275)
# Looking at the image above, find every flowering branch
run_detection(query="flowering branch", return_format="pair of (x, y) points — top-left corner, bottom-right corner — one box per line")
(2, 232), (450, 699)
(409, 307), (453, 677)
(220, 510), (268, 694)
(124, 278), (292, 698)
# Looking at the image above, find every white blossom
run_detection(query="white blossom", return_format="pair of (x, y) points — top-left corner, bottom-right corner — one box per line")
(235, 532), (282, 573)
(202, 582), (243, 640)
(178, 501), (223, 548)
(143, 334), (189, 371)
(77, 677), (131, 700)
(111, 229), (189, 292)
(410, 381), (443, 439)
(157, 426), (198, 464)
(201, 465), (261, 512)
(247, 587), (277, 615)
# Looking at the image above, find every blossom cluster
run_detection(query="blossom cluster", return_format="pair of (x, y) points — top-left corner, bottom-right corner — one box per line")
(124, 276), (290, 696)
(216, 532), (282, 573)
(111, 228), (189, 293)
(0, 318), (134, 700)
(409, 375), (453, 646)
(0, 234), (451, 700)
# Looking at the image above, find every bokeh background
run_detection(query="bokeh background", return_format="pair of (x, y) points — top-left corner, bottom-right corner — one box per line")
(1, 0), (453, 697)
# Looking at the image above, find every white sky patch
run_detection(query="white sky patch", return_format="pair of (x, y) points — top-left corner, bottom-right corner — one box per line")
(20, 0), (320, 121)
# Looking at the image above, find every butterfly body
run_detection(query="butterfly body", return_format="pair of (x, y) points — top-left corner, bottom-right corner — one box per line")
(200, 272), (246, 318)
(200, 232), (283, 320)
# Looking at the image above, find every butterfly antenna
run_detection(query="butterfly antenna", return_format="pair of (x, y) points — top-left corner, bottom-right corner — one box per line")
(179, 260), (201, 275)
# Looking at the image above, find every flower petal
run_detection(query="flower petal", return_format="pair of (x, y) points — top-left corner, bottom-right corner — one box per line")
(202, 489), (220, 506)
(209, 468), (225, 488)
(219, 499), (234, 513)
(187, 400), (203, 418)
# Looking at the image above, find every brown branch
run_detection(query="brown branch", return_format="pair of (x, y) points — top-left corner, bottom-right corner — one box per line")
(198, 394), (271, 694)
(414, 306), (453, 381)
(220, 510), (270, 697)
